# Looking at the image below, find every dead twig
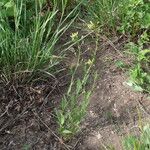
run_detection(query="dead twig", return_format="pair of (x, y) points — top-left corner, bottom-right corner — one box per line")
(33, 111), (71, 150)
(72, 136), (82, 150)
(0, 101), (34, 133)
(101, 35), (123, 57)
(0, 100), (13, 118)
(137, 98), (150, 117)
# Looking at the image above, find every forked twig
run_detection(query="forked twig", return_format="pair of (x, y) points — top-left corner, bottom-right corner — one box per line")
(0, 100), (13, 118)
(0, 101), (35, 132)
(33, 111), (71, 150)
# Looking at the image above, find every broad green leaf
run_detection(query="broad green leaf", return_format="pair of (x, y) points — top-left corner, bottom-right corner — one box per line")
(76, 78), (82, 94)
(133, 85), (143, 92)
(62, 130), (72, 134)
(60, 113), (65, 125)
(4, 1), (14, 8)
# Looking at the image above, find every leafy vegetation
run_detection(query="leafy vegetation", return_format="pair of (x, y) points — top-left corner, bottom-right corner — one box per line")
(0, 0), (150, 149)
(85, 0), (128, 32)
(123, 124), (150, 150)
(126, 32), (150, 93)
(120, 0), (150, 37)
(56, 75), (93, 139)
(56, 55), (97, 139)
(0, 0), (80, 82)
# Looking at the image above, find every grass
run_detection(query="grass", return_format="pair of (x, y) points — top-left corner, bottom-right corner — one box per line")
(0, 0), (80, 83)
(0, 0), (95, 141)
(85, 0), (129, 33)
(123, 124), (150, 150)
(0, 0), (150, 149)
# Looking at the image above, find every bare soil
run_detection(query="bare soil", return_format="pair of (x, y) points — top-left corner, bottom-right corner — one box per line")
(0, 35), (150, 150)
(75, 37), (150, 150)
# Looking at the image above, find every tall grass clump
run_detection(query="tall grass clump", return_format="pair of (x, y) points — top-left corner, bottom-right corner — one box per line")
(0, 0), (81, 83)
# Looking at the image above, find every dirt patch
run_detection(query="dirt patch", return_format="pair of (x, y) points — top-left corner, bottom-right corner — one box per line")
(75, 39), (150, 150)
(0, 74), (69, 150)
(0, 35), (150, 150)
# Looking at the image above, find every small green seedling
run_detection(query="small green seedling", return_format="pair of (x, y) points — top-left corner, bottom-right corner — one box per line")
(115, 60), (126, 69)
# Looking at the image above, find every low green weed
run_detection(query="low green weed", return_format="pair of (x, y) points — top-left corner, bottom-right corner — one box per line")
(85, 0), (128, 33)
(84, 0), (150, 36)
(120, 0), (150, 37)
(0, 0), (46, 17)
(56, 58), (97, 139)
(123, 124), (150, 150)
(126, 32), (150, 93)
(55, 34), (98, 139)
(0, 0), (15, 17)
(115, 60), (127, 70)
